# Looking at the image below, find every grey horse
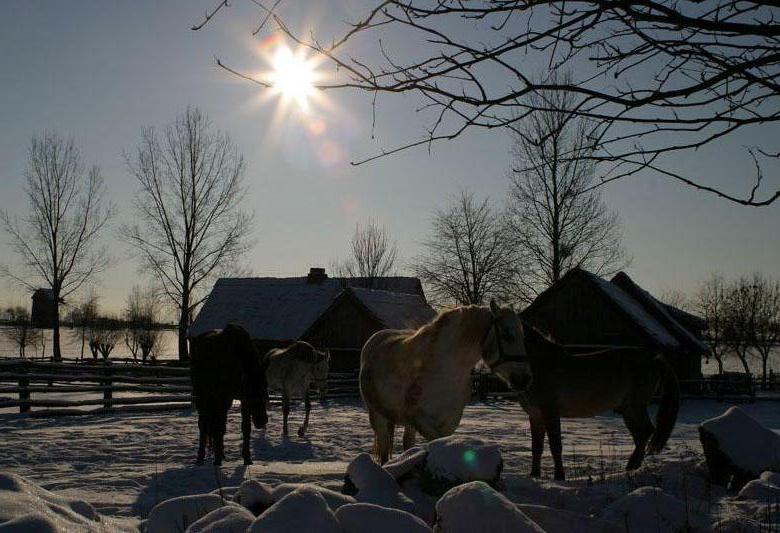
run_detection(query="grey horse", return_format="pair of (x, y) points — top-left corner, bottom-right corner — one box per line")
(261, 341), (329, 438)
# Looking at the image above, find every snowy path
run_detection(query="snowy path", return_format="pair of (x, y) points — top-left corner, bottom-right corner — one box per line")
(0, 398), (778, 519)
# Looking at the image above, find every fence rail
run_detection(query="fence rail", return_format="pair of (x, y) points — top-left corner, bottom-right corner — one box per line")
(0, 358), (363, 416)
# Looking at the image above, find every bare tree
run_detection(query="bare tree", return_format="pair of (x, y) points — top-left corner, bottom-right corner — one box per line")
(752, 276), (780, 389)
(411, 190), (514, 306)
(0, 133), (112, 361)
(200, 1), (780, 207)
(334, 218), (398, 283)
(124, 286), (163, 363)
(122, 108), (252, 361)
(694, 274), (730, 374)
(66, 292), (99, 359)
(87, 315), (122, 361)
(2, 306), (42, 358)
(507, 73), (628, 302)
(723, 275), (762, 377)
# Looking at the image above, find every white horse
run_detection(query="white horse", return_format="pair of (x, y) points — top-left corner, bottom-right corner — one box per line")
(360, 299), (532, 464)
(263, 341), (329, 438)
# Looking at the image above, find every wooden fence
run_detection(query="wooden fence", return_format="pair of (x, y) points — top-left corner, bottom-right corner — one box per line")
(0, 359), (363, 416)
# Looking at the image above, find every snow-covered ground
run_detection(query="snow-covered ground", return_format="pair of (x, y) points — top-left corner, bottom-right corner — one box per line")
(1, 397), (779, 526)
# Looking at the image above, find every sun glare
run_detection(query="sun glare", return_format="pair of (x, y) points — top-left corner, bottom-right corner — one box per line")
(270, 46), (316, 110)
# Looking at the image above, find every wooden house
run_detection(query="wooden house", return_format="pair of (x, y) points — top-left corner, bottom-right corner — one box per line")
(31, 288), (55, 329)
(189, 268), (435, 370)
(521, 269), (709, 380)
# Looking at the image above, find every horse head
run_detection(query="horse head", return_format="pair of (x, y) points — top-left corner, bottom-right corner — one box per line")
(224, 323), (269, 429)
(482, 299), (533, 392)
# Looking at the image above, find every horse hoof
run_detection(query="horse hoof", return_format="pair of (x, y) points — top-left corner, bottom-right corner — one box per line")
(243, 458), (253, 466)
(297, 428), (306, 438)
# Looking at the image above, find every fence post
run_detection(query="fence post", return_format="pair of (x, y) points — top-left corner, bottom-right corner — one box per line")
(103, 363), (113, 410)
(18, 364), (30, 414)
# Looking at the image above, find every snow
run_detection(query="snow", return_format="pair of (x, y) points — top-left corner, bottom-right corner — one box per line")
(0, 472), (136, 532)
(700, 406), (780, 476)
(269, 483), (356, 510)
(246, 486), (341, 533)
(434, 481), (544, 533)
(2, 399), (780, 530)
(184, 505), (254, 533)
(347, 288), (436, 330)
(599, 486), (706, 532)
(586, 271), (680, 347)
(345, 453), (416, 513)
(335, 502), (431, 533)
(738, 471), (780, 501)
(188, 276), (423, 340)
(143, 494), (228, 533)
(425, 436), (502, 486)
(232, 479), (273, 514)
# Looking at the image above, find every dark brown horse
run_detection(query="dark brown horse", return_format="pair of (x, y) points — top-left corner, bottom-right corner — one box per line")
(190, 324), (269, 465)
(516, 324), (680, 480)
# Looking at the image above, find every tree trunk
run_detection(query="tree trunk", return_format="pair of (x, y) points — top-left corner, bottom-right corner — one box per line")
(52, 296), (62, 362)
(178, 297), (190, 362)
(715, 355), (724, 374)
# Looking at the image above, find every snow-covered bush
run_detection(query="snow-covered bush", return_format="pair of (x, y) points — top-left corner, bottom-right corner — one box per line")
(599, 486), (708, 533)
(247, 486), (341, 533)
(144, 494), (228, 533)
(184, 505), (254, 533)
(0, 473), (134, 532)
(345, 453), (416, 513)
(700, 406), (780, 488)
(434, 481), (544, 533)
(335, 502), (431, 533)
(232, 479), (274, 515)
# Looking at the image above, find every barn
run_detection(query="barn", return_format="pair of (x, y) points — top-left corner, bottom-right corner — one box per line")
(188, 268), (436, 370)
(521, 268), (709, 380)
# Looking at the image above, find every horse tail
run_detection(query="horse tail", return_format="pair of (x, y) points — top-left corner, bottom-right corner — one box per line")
(648, 355), (680, 454)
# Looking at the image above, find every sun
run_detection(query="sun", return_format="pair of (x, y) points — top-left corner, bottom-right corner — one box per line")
(270, 46), (316, 111)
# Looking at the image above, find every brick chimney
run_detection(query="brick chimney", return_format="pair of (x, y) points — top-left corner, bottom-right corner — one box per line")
(306, 267), (328, 284)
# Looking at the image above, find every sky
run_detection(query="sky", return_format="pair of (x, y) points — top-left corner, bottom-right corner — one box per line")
(0, 1), (778, 315)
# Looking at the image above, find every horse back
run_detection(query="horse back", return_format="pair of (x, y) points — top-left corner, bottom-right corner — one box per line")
(528, 346), (663, 417)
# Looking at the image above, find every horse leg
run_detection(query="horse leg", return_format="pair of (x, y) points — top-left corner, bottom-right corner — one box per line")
(196, 412), (207, 465)
(402, 425), (416, 450)
(241, 401), (253, 465)
(544, 412), (565, 480)
(529, 415), (546, 478)
(623, 407), (654, 471)
(282, 395), (290, 437)
(214, 406), (229, 466)
(368, 408), (395, 464)
(297, 390), (311, 438)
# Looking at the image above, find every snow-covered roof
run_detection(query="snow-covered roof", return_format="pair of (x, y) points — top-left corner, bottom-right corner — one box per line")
(189, 274), (426, 340)
(581, 270), (681, 348)
(610, 272), (709, 354)
(346, 288), (436, 330)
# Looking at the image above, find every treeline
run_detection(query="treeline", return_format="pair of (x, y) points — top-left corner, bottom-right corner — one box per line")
(1, 286), (171, 362)
(691, 274), (780, 386)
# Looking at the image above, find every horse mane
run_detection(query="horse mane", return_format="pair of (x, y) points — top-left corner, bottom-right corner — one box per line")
(520, 320), (563, 350)
(409, 305), (488, 344)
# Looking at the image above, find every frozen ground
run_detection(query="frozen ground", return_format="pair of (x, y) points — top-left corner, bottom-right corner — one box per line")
(1, 397), (779, 524)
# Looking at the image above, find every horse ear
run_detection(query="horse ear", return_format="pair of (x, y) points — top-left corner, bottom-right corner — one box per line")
(490, 298), (500, 316)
